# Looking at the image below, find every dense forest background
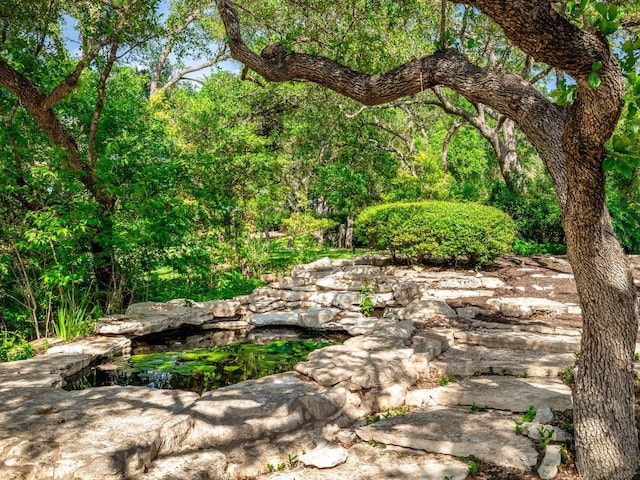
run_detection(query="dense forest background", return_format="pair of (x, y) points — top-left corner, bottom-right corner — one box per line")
(1, 0), (639, 350)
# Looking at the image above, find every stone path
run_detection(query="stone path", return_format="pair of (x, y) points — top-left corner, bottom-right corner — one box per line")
(2, 255), (639, 479)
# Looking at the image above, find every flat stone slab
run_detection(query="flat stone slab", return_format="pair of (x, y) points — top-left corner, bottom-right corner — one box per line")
(406, 376), (573, 412)
(486, 297), (572, 317)
(0, 353), (91, 389)
(431, 345), (576, 378)
(258, 443), (470, 480)
(250, 308), (340, 328)
(46, 336), (131, 358)
(139, 449), (229, 480)
(454, 330), (581, 353)
(356, 406), (538, 471)
(186, 372), (346, 449)
(0, 386), (198, 480)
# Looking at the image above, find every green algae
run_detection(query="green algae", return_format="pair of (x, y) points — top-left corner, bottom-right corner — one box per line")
(121, 338), (335, 393)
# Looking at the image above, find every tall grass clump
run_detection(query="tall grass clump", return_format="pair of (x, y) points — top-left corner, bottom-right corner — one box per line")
(53, 290), (99, 341)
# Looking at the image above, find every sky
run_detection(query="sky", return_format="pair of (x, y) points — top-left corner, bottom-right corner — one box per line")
(61, 2), (241, 82)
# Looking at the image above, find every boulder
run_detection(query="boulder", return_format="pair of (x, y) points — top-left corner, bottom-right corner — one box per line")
(392, 281), (421, 306)
(538, 445), (563, 480)
(186, 373), (346, 449)
(299, 438), (348, 468)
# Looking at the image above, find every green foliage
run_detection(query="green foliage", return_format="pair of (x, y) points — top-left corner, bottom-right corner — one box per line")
(515, 405), (537, 434)
(537, 426), (554, 447)
(489, 183), (566, 255)
(119, 338), (335, 394)
(356, 201), (515, 266)
(280, 213), (336, 245)
(359, 281), (375, 317)
(53, 290), (99, 342)
(0, 331), (35, 363)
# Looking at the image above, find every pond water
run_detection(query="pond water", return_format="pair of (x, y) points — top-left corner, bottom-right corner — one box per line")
(65, 327), (345, 394)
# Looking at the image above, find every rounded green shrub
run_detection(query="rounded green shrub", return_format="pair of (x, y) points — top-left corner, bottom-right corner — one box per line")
(355, 201), (515, 266)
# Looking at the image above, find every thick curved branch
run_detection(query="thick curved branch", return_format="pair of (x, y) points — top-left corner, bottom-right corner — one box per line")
(215, 0), (568, 202)
(464, 0), (605, 77)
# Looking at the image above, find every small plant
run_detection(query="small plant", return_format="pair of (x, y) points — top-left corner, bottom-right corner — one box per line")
(488, 366), (494, 375)
(635, 352), (639, 361)
(363, 414), (381, 426)
(501, 367), (510, 375)
(383, 406), (410, 418)
(359, 281), (375, 317)
(537, 426), (554, 447)
(523, 405), (536, 422)
(287, 453), (298, 467)
(468, 460), (479, 474)
(438, 374), (456, 386)
(277, 463), (285, 471)
(520, 370), (529, 378)
(560, 365), (575, 384)
(470, 403), (487, 413)
(515, 405), (537, 434)
(267, 464), (275, 472)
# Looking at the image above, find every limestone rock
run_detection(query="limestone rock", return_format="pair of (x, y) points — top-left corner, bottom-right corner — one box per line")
(299, 438), (348, 468)
(392, 281), (421, 306)
(533, 405), (555, 424)
(0, 386), (198, 480)
(356, 406), (538, 471)
(399, 299), (457, 322)
(186, 373), (345, 449)
(140, 450), (229, 480)
(538, 445), (563, 480)
(430, 345), (576, 378)
(46, 336), (131, 359)
(250, 311), (300, 326)
(296, 344), (419, 389)
(198, 299), (240, 318)
(0, 354), (91, 389)
(487, 297), (568, 317)
(259, 443), (470, 480)
(405, 376), (572, 413)
(454, 330), (581, 353)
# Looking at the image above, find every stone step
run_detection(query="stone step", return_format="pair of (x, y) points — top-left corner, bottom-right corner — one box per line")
(256, 444), (470, 480)
(406, 376), (572, 413)
(430, 345), (576, 378)
(356, 406), (538, 471)
(185, 372), (348, 449)
(0, 386), (198, 480)
(454, 329), (581, 353)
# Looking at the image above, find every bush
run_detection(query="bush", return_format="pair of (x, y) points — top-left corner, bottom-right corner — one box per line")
(355, 201), (515, 266)
(0, 331), (35, 362)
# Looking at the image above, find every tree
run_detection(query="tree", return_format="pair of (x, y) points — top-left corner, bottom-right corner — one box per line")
(213, 0), (639, 478)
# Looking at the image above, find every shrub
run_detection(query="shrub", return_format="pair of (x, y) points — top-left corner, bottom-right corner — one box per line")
(0, 331), (35, 362)
(355, 201), (515, 266)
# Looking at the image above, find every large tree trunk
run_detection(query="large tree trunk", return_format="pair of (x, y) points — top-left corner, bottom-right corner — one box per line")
(566, 213), (640, 478)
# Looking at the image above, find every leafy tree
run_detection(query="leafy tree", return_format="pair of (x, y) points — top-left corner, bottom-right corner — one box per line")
(214, 0), (640, 477)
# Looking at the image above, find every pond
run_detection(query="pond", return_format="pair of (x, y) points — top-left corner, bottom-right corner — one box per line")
(65, 327), (345, 394)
